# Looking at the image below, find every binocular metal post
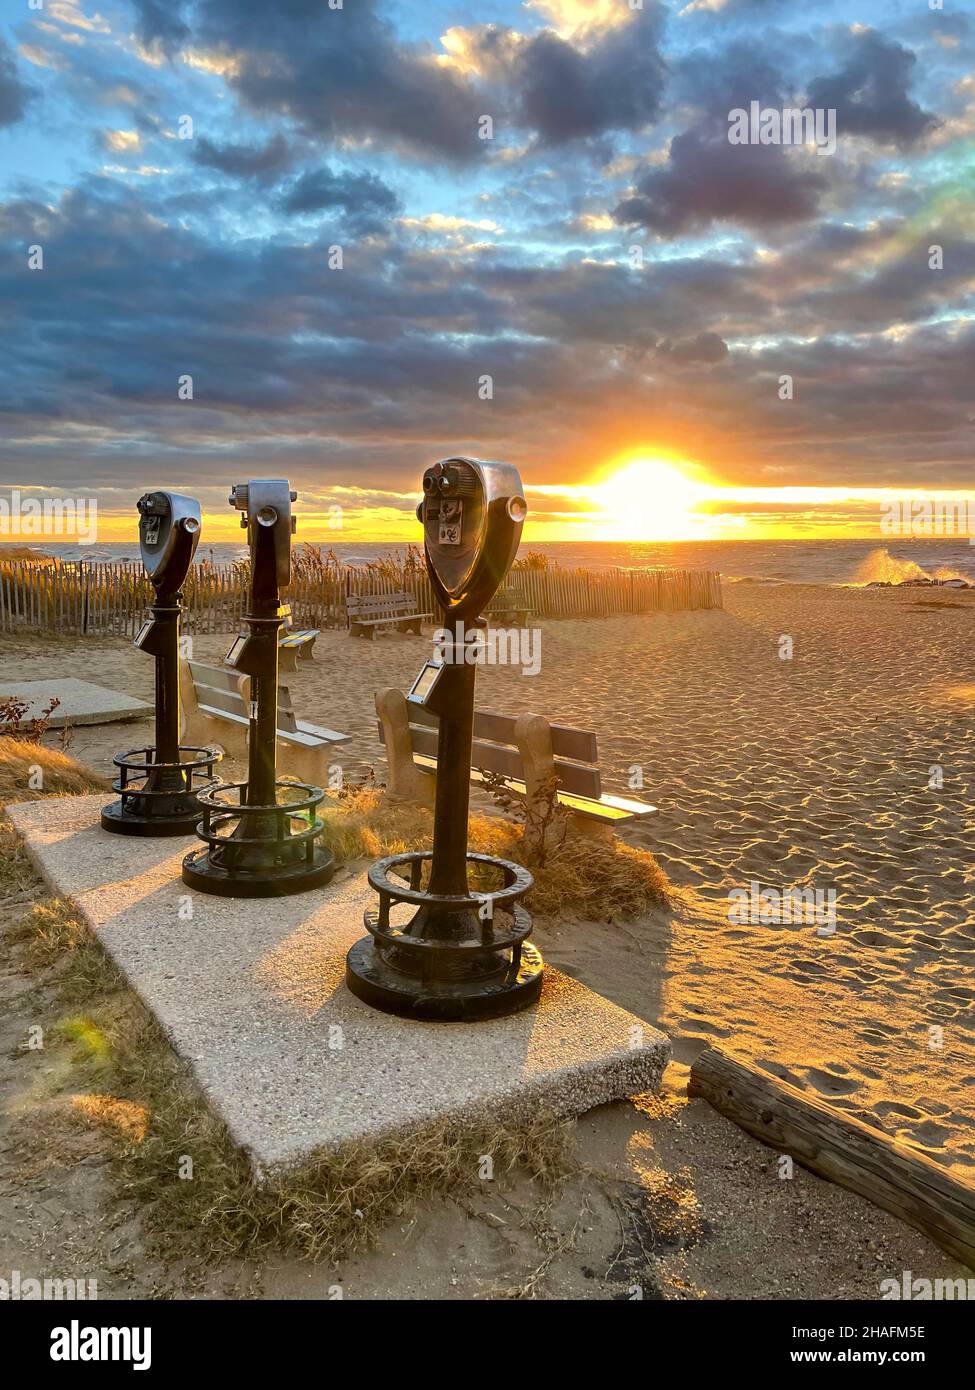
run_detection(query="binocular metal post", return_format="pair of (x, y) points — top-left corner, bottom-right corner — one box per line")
(102, 493), (221, 836)
(182, 479), (335, 898)
(346, 458), (543, 1021)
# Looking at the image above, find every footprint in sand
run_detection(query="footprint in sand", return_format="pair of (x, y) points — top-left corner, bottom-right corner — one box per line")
(791, 958), (832, 975)
(679, 1016), (732, 1040)
(915, 1096), (953, 1115)
(904, 1119), (953, 1150)
(850, 928), (906, 950)
(878, 1101), (924, 1119)
(804, 1067), (861, 1097)
(858, 1021), (902, 1041)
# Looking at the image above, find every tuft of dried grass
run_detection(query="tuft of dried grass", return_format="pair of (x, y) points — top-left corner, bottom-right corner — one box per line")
(6, 897), (90, 970)
(0, 742), (107, 920)
(320, 786), (671, 921)
(519, 834), (671, 920)
(0, 814), (35, 902)
(318, 786), (434, 861)
(0, 738), (108, 801)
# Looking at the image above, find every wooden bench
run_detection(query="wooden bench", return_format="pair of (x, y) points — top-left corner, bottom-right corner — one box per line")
(346, 591), (431, 639)
(179, 659), (350, 787)
(486, 587), (531, 627)
(375, 687), (655, 839)
(278, 627), (319, 671)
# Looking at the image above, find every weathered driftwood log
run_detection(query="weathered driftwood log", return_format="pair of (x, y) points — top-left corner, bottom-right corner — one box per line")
(688, 1044), (975, 1269)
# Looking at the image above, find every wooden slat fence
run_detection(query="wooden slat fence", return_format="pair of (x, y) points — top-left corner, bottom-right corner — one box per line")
(0, 558), (721, 636)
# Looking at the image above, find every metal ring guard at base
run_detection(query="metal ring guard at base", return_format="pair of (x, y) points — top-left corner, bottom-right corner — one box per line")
(181, 778), (336, 897)
(100, 744), (222, 837)
(345, 850), (543, 1021)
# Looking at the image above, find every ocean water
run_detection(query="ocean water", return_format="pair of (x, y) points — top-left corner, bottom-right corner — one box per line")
(6, 538), (975, 587)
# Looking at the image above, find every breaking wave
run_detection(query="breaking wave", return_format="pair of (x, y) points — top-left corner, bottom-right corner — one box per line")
(850, 547), (971, 587)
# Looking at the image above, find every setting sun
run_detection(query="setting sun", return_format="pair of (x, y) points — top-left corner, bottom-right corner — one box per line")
(592, 455), (712, 541)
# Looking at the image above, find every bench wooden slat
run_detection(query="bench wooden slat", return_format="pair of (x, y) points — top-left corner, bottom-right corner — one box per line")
(597, 792), (657, 816)
(296, 719), (350, 745)
(347, 591), (413, 611)
(280, 726), (343, 749)
(199, 703), (249, 729)
(352, 610), (431, 621)
(407, 703), (598, 764)
(410, 756), (643, 822)
(188, 661), (242, 695)
(354, 612), (431, 626)
(381, 721), (601, 799)
(487, 590), (529, 612)
(194, 684), (247, 717)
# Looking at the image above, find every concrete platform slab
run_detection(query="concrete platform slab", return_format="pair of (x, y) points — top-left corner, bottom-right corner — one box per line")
(8, 794), (671, 1175)
(0, 679), (150, 729)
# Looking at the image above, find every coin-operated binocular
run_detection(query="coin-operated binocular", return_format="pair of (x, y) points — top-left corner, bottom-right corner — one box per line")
(182, 480), (335, 897)
(101, 492), (222, 836)
(345, 457), (542, 1020)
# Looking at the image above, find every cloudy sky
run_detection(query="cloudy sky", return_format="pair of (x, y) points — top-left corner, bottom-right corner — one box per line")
(0, 0), (971, 541)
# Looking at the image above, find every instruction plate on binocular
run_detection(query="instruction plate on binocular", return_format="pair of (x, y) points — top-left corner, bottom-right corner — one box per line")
(133, 620), (153, 650)
(408, 661), (444, 706)
(225, 635), (247, 667)
(438, 498), (462, 545)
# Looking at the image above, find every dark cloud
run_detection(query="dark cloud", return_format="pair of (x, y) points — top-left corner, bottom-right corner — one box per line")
(672, 36), (791, 117)
(279, 167), (399, 226)
(0, 36), (33, 127)
(191, 134), (293, 181)
(129, 0), (191, 57)
(663, 332), (729, 364)
(191, 0), (486, 162)
(512, 16), (666, 146)
(452, 11), (667, 147)
(807, 29), (939, 148)
(614, 128), (829, 236)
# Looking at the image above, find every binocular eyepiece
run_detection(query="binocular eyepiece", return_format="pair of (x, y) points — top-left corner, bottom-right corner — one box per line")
(423, 465), (459, 497)
(230, 482), (298, 531)
(422, 461), (479, 499)
(137, 493), (167, 518)
(137, 491), (201, 536)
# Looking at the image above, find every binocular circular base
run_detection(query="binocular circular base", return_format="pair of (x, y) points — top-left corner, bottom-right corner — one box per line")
(346, 848), (543, 1021)
(101, 799), (204, 837)
(345, 936), (543, 1022)
(100, 744), (222, 838)
(181, 844), (336, 898)
(183, 776), (334, 898)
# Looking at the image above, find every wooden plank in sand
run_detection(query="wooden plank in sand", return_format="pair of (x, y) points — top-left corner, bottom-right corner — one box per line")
(688, 1044), (975, 1269)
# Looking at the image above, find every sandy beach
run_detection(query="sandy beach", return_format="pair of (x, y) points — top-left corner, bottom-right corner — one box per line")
(2, 579), (974, 1297)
